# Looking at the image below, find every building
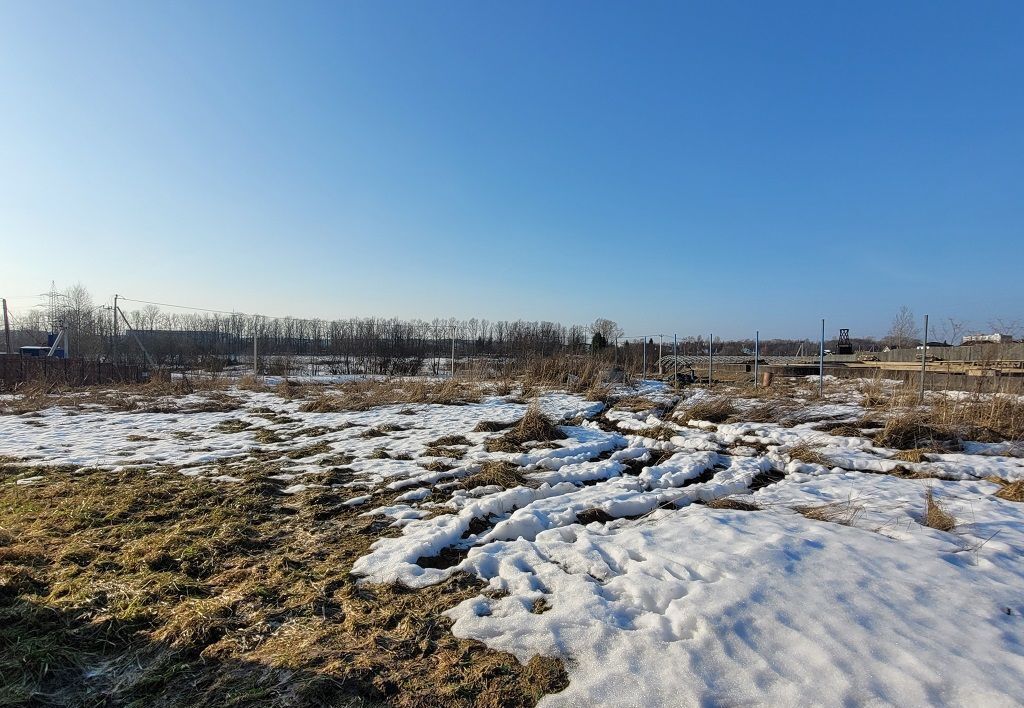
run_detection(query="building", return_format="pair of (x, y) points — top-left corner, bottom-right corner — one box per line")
(962, 333), (1013, 345)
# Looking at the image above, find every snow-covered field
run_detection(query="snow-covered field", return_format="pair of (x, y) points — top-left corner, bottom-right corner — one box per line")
(3, 378), (1024, 706)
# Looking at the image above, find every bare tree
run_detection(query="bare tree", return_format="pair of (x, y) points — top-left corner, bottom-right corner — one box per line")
(987, 318), (1023, 340)
(936, 317), (966, 346)
(886, 306), (920, 349)
(590, 318), (623, 342)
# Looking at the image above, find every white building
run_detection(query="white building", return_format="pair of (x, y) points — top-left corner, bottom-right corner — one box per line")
(962, 333), (1013, 345)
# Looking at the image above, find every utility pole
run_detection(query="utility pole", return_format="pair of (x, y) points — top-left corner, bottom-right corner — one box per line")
(451, 326), (456, 378)
(2, 299), (11, 355)
(112, 294), (118, 364)
(659, 334), (664, 375)
(921, 315), (929, 403)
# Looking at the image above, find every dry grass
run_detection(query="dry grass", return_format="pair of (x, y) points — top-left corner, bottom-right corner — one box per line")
(891, 447), (934, 463)
(0, 467), (566, 706)
(236, 374), (270, 391)
(923, 488), (956, 531)
(484, 405), (567, 453)
(705, 496), (761, 511)
(419, 460), (455, 473)
(674, 397), (736, 424)
(858, 376), (890, 408)
(613, 396), (664, 413)
(873, 413), (959, 451)
(423, 445), (466, 459)
(522, 356), (604, 395)
(1, 377), (236, 416)
(993, 479), (1024, 502)
(786, 442), (832, 467)
(530, 597), (552, 615)
(427, 435), (471, 447)
(632, 425), (678, 442)
(925, 394), (1024, 442)
(298, 379), (480, 413)
(822, 424), (867, 438)
(473, 420), (515, 433)
(735, 402), (791, 424)
(793, 500), (863, 526)
(458, 461), (535, 490)
(274, 378), (305, 400)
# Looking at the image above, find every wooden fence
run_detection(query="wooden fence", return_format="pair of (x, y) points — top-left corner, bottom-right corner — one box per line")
(0, 355), (149, 390)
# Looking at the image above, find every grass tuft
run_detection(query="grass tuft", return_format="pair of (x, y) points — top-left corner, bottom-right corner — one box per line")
(793, 500), (862, 526)
(993, 479), (1024, 503)
(923, 488), (956, 532)
(484, 405), (566, 453)
(873, 413), (958, 451)
(675, 397), (736, 424)
(705, 496), (761, 511)
(458, 461), (534, 490)
(787, 442), (831, 467)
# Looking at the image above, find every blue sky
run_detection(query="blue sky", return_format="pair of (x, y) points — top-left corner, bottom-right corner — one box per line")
(1, 1), (1021, 339)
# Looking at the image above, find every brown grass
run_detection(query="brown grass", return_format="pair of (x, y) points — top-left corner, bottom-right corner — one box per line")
(787, 442), (831, 467)
(236, 374), (270, 391)
(993, 479), (1024, 502)
(632, 425), (678, 442)
(473, 420), (516, 433)
(530, 597), (552, 615)
(1, 378), (237, 416)
(428, 435), (471, 447)
(419, 460), (455, 473)
(0, 467), (566, 706)
(793, 500), (862, 525)
(923, 488), (956, 531)
(458, 461), (534, 490)
(735, 402), (791, 424)
(298, 379), (481, 413)
(423, 446), (466, 459)
(823, 424), (866, 438)
(484, 405), (567, 453)
(675, 397), (736, 424)
(892, 448), (934, 463)
(873, 413), (959, 450)
(705, 496), (761, 511)
(613, 396), (663, 413)
(858, 376), (889, 408)
(522, 356), (604, 395)
(925, 394), (1024, 443)
(274, 378), (305, 400)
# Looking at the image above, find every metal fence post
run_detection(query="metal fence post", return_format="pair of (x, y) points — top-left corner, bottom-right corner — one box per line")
(754, 330), (759, 388)
(819, 319), (825, 397)
(642, 337), (647, 381)
(920, 314), (929, 402)
(708, 333), (713, 388)
(673, 334), (678, 382)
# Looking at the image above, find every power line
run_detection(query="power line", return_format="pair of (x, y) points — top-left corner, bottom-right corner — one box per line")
(117, 296), (248, 318)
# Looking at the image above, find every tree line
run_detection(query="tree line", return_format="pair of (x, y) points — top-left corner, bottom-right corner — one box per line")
(5, 286), (1008, 375)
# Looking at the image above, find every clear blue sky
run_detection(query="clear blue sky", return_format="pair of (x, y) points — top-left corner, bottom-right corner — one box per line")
(2, 1), (1021, 339)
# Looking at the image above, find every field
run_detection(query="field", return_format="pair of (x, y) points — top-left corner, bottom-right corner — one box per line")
(2, 375), (1024, 706)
